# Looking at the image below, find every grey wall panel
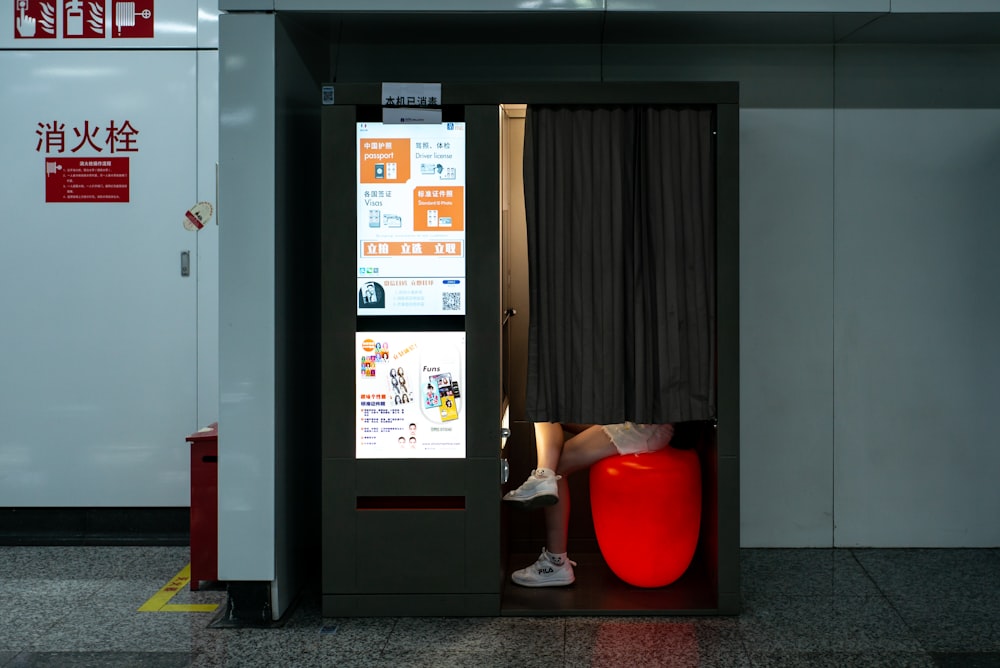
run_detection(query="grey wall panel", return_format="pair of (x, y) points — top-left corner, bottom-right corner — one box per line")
(233, 0), (1000, 10)
(608, 0), (887, 13)
(218, 12), (277, 581)
(834, 47), (1000, 546)
(738, 108), (835, 547)
(605, 44), (836, 546)
(835, 46), (1000, 107)
(221, 0), (274, 10)
(334, 44), (602, 84)
(278, 0), (602, 8)
(604, 12), (881, 45)
(891, 0), (999, 11)
(606, 0), (890, 13)
(842, 14), (1000, 45)
(604, 44), (833, 109)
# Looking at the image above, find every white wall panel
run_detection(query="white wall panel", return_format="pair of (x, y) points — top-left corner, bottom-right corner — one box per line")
(1, 0), (203, 49)
(198, 0), (220, 49)
(0, 50), (200, 506)
(218, 11), (276, 581)
(197, 51), (219, 427)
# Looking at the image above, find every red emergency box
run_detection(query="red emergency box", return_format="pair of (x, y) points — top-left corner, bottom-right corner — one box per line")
(186, 423), (218, 590)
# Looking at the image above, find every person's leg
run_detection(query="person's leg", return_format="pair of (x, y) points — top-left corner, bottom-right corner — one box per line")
(560, 423), (591, 436)
(512, 426), (618, 586)
(558, 425), (618, 476)
(543, 425), (617, 554)
(506, 424), (618, 521)
(543, 477), (570, 554)
(502, 422), (566, 509)
(533, 421), (564, 473)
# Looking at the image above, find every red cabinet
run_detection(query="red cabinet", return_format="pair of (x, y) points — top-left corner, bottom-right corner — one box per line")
(186, 423), (218, 591)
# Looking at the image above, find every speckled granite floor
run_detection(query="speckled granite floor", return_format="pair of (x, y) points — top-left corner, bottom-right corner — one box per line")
(0, 547), (998, 667)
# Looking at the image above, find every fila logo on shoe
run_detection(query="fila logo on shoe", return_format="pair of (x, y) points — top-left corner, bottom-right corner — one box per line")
(537, 566), (554, 575)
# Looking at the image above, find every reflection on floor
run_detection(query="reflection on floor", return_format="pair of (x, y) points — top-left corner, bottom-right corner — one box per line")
(1, 546), (999, 667)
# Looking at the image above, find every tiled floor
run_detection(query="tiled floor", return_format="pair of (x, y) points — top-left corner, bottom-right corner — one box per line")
(1, 547), (998, 667)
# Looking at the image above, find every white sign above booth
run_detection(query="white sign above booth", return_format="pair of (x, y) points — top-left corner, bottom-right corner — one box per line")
(382, 82), (442, 108)
(381, 82), (442, 125)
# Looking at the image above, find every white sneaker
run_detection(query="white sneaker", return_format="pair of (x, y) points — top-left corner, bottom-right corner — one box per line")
(511, 549), (576, 587)
(502, 469), (559, 509)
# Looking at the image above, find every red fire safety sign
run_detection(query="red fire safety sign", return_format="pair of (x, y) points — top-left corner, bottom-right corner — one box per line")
(14, 1), (154, 40)
(45, 157), (130, 203)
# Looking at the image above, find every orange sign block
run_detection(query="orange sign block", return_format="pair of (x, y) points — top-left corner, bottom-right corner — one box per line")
(359, 138), (411, 183)
(360, 240), (464, 257)
(413, 186), (464, 232)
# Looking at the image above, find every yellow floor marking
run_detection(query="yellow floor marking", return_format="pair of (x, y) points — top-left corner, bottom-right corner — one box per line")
(160, 603), (220, 612)
(138, 563), (219, 613)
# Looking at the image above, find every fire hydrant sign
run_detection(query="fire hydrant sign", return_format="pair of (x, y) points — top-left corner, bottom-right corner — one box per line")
(13, 0), (154, 40)
(35, 117), (139, 203)
(356, 331), (466, 459)
(45, 156), (129, 202)
(357, 121), (466, 316)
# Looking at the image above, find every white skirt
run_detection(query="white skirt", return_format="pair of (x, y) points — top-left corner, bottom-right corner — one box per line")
(601, 422), (673, 455)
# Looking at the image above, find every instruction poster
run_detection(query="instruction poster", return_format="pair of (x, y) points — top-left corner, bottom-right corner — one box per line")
(356, 331), (466, 459)
(45, 157), (130, 202)
(357, 122), (465, 316)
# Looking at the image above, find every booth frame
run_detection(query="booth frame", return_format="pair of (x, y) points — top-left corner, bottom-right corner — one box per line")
(320, 82), (739, 617)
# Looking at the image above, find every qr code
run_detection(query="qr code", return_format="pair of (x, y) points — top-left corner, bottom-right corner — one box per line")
(442, 292), (461, 311)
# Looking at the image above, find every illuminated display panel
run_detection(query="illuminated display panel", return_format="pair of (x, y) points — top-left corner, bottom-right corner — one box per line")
(356, 331), (466, 459)
(357, 122), (466, 316)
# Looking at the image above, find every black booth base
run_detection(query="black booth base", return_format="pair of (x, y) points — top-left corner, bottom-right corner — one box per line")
(323, 551), (736, 617)
(502, 551), (732, 616)
(323, 593), (501, 617)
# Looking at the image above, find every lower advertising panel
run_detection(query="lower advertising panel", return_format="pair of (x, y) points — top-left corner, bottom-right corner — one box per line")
(356, 331), (466, 459)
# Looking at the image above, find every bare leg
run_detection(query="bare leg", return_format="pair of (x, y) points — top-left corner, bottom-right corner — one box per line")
(558, 425), (618, 476)
(510, 426), (619, 586)
(502, 422), (568, 509)
(533, 421), (565, 472)
(544, 477), (570, 554)
(544, 426), (618, 554)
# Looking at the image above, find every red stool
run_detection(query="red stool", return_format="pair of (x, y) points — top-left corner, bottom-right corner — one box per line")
(590, 446), (701, 588)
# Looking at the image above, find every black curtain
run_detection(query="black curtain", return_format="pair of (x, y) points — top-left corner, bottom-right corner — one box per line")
(523, 105), (716, 424)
